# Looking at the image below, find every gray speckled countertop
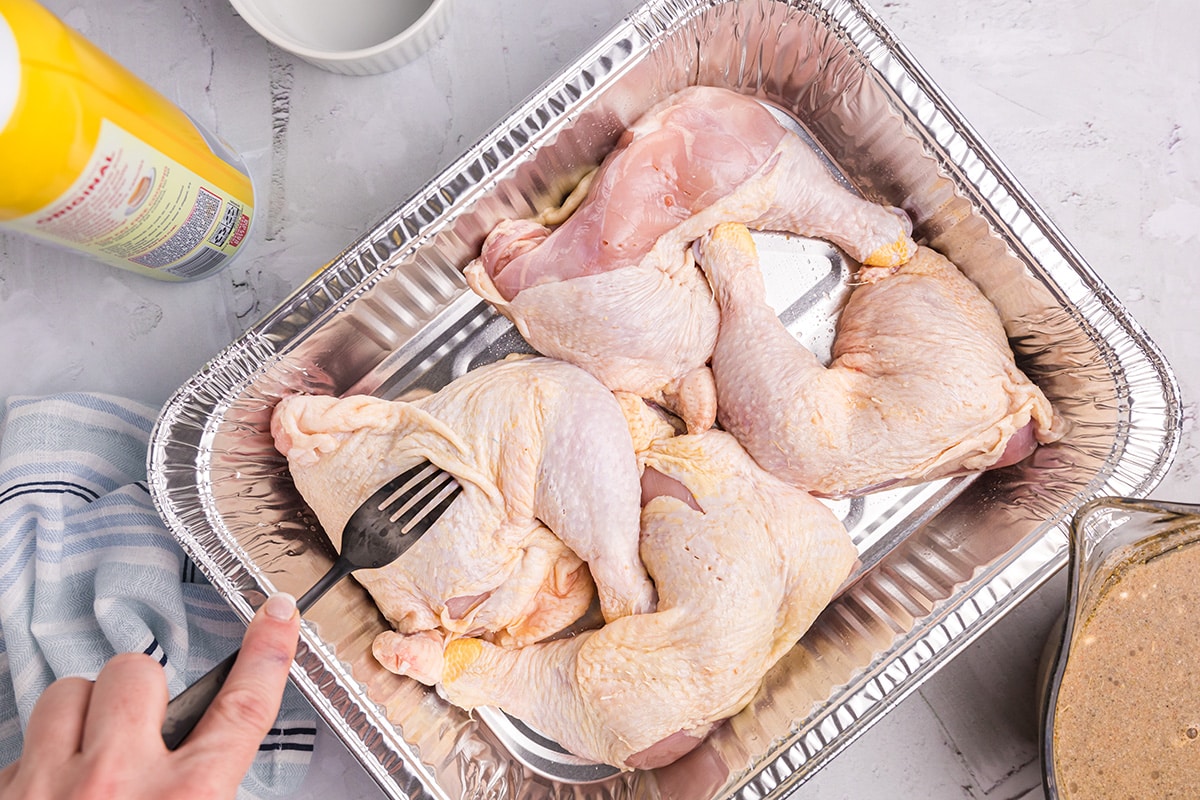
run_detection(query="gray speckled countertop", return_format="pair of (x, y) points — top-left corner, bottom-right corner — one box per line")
(2, 1), (1196, 797)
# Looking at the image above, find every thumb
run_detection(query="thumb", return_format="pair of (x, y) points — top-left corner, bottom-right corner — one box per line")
(181, 593), (300, 774)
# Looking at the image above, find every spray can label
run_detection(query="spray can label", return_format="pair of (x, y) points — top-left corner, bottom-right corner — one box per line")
(4, 118), (253, 279)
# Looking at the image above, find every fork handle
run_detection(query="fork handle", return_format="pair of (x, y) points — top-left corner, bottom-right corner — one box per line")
(295, 555), (356, 611)
(161, 651), (236, 749)
(161, 556), (355, 749)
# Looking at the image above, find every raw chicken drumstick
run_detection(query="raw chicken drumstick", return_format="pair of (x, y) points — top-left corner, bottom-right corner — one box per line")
(696, 222), (1061, 498)
(391, 425), (856, 770)
(465, 85), (916, 434)
(271, 356), (655, 656)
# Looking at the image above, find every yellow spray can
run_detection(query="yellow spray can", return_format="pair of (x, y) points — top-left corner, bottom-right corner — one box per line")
(0, 0), (254, 280)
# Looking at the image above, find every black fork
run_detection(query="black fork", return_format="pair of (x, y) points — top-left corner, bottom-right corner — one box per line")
(161, 461), (462, 749)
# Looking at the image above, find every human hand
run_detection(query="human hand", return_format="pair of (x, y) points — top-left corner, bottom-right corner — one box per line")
(0, 592), (301, 800)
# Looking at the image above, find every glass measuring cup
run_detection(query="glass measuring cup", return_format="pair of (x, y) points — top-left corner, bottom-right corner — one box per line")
(1039, 496), (1200, 799)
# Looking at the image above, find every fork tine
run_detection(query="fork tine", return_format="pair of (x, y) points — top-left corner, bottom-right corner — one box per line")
(396, 477), (462, 537)
(377, 461), (443, 510)
(383, 467), (461, 530)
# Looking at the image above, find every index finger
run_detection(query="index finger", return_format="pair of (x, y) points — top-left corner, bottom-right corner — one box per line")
(180, 593), (300, 771)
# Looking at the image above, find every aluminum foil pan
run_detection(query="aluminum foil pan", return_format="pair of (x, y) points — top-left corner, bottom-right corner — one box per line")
(147, 0), (1182, 797)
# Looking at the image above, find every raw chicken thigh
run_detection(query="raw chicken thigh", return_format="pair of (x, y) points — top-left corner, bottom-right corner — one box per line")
(410, 425), (856, 770)
(270, 356), (655, 656)
(697, 222), (1061, 497)
(465, 85), (917, 433)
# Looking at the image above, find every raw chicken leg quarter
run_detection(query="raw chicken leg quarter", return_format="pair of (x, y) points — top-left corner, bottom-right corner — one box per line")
(271, 356), (655, 664)
(431, 428), (857, 770)
(696, 222), (1062, 497)
(465, 85), (917, 434)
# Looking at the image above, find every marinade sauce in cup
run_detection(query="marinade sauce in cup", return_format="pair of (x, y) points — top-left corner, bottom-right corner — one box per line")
(1040, 497), (1200, 799)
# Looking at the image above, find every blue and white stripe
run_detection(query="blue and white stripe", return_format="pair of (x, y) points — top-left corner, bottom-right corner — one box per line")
(0, 393), (313, 796)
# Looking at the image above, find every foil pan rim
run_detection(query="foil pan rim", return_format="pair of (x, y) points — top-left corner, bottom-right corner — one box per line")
(148, 0), (1182, 797)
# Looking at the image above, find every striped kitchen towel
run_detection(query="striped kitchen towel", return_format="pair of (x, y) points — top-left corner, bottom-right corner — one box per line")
(0, 393), (314, 798)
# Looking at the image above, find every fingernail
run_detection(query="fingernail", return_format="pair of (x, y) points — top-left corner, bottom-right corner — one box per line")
(263, 592), (297, 621)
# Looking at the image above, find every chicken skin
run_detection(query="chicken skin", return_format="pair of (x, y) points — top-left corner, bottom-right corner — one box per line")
(389, 426), (856, 770)
(465, 85), (916, 433)
(697, 223), (1061, 497)
(270, 356), (655, 655)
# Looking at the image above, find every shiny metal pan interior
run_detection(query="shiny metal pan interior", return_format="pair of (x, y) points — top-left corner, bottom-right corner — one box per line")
(148, 0), (1181, 798)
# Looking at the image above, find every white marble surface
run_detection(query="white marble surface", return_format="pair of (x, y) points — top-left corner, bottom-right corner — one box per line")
(2, 0), (1197, 798)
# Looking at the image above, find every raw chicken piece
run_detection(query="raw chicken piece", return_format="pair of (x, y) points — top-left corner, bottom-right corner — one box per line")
(697, 222), (1062, 497)
(390, 427), (857, 770)
(465, 85), (916, 433)
(270, 356), (655, 654)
